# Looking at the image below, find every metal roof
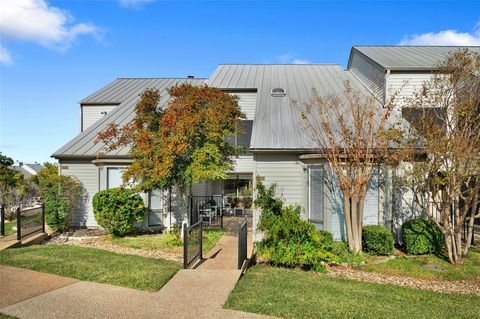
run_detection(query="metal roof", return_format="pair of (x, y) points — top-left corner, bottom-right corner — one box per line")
(53, 78), (206, 159)
(208, 64), (392, 150)
(350, 46), (480, 70)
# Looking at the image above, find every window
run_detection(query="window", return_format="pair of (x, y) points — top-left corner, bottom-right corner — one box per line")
(309, 166), (324, 224)
(271, 88), (286, 97)
(107, 167), (124, 189)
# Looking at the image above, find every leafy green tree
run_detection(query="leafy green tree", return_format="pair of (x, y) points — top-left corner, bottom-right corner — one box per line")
(31, 163), (82, 232)
(0, 153), (27, 207)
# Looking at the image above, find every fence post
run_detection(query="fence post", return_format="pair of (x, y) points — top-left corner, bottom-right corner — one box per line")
(220, 194), (224, 228)
(183, 222), (188, 269)
(16, 207), (21, 241)
(41, 203), (46, 233)
(199, 216), (203, 260)
(189, 195), (194, 225)
(1, 205), (4, 236)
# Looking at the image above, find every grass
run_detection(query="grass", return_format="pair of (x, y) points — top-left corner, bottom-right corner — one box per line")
(2, 220), (17, 236)
(109, 227), (225, 254)
(225, 265), (480, 319)
(358, 248), (480, 281)
(0, 313), (18, 319)
(0, 245), (181, 291)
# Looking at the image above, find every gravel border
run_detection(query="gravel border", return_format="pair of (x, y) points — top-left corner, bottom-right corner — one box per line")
(46, 235), (182, 262)
(327, 266), (480, 295)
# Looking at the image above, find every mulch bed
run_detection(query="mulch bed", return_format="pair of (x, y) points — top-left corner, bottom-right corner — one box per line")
(327, 265), (480, 295)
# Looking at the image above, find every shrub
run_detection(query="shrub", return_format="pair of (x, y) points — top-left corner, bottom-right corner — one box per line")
(45, 197), (69, 232)
(255, 180), (358, 272)
(402, 218), (444, 255)
(93, 188), (145, 237)
(362, 225), (394, 255)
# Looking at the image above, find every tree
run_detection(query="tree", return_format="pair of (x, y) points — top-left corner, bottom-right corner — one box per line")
(31, 163), (82, 231)
(96, 84), (245, 192)
(0, 153), (28, 208)
(294, 82), (402, 254)
(402, 49), (480, 264)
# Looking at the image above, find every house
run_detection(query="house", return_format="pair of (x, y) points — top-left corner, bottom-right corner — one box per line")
(11, 161), (44, 179)
(52, 46), (479, 240)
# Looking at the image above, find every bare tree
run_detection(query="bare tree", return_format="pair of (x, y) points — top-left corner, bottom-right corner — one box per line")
(403, 49), (480, 264)
(295, 81), (402, 254)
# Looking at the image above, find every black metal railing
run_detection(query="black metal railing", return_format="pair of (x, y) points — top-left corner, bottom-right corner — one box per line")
(183, 217), (203, 269)
(238, 218), (248, 270)
(16, 204), (45, 240)
(189, 195), (223, 228)
(0, 205), (5, 236)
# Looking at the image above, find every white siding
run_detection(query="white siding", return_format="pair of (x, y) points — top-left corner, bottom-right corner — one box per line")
(350, 52), (386, 102)
(82, 105), (118, 131)
(254, 153), (304, 206)
(232, 92), (256, 120)
(327, 167), (380, 241)
(231, 155), (255, 173)
(59, 160), (99, 227)
(386, 73), (432, 107)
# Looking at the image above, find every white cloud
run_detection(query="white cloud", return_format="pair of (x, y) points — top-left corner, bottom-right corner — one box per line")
(0, 0), (101, 63)
(269, 53), (312, 64)
(400, 24), (480, 46)
(0, 45), (13, 65)
(118, 0), (155, 8)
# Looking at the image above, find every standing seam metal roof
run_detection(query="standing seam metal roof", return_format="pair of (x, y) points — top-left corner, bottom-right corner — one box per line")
(350, 46), (480, 70)
(207, 64), (391, 150)
(53, 78), (206, 158)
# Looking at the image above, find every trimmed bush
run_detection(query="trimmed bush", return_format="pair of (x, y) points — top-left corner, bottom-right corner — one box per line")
(362, 225), (394, 255)
(93, 188), (145, 237)
(402, 218), (444, 255)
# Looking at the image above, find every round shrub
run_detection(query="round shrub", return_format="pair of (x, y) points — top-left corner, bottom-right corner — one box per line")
(93, 188), (145, 237)
(362, 225), (394, 255)
(402, 218), (443, 255)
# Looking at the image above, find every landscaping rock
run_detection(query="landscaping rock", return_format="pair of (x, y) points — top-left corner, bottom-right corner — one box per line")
(327, 266), (480, 295)
(423, 264), (445, 272)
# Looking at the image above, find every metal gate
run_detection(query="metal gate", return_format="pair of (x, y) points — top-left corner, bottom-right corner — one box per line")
(238, 218), (248, 270)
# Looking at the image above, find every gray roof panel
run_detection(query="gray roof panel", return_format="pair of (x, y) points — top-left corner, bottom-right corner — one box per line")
(350, 46), (480, 70)
(54, 78), (206, 158)
(208, 64), (393, 150)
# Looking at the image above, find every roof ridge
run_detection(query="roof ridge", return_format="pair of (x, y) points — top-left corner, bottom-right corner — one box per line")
(217, 63), (340, 66)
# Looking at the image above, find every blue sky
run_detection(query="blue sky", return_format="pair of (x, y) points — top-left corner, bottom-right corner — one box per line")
(1, 0), (479, 164)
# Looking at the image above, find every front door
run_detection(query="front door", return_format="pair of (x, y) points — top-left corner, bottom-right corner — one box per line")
(148, 190), (163, 227)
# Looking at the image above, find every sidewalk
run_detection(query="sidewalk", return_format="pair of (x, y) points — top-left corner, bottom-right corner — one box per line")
(0, 220), (275, 319)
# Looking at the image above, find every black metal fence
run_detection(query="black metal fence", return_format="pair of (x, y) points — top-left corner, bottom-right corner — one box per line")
(238, 218), (248, 270)
(17, 205), (45, 240)
(0, 205), (5, 236)
(183, 217), (203, 269)
(189, 195), (224, 228)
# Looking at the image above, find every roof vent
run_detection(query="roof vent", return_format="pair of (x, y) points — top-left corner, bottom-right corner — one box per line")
(187, 75), (194, 79)
(271, 88), (286, 97)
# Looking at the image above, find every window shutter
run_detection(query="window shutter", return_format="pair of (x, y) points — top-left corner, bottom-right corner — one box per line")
(309, 166), (324, 223)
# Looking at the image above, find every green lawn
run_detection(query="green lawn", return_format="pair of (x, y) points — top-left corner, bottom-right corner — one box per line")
(2, 220), (16, 236)
(225, 265), (480, 319)
(0, 245), (181, 291)
(358, 248), (480, 281)
(0, 313), (18, 319)
(109, 228), (225, 254)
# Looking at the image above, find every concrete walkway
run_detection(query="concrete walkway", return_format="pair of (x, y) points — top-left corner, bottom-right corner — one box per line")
(1, 218), (275, 319)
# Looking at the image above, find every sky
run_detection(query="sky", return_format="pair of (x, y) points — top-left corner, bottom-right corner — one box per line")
(1, 0), (479, 164)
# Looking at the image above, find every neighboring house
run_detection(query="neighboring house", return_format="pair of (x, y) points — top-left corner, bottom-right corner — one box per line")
(11, 161), (44, 179)
(52, 46), (480, 240)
